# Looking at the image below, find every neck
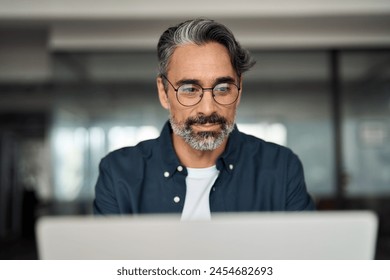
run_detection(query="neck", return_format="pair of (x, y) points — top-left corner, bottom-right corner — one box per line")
(172, 133), (227, 168)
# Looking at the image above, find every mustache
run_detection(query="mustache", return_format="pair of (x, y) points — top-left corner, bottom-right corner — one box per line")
(185, 113), (227, 127)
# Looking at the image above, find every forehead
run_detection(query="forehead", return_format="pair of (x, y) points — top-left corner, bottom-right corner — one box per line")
(167, 42), (236, 82)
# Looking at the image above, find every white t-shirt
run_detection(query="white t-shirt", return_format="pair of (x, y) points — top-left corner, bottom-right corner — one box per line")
(181, 165), (219, 221)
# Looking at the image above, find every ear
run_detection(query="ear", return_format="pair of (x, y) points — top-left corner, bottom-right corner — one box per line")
(157, 76), (170, 110)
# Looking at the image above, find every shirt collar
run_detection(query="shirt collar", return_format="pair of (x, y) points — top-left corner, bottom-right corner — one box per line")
(216, 124), (241, 173)
(159, 122), (186, 177)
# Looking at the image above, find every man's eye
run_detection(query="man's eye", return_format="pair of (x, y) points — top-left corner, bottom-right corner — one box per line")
(179, 84), (200, 94)
(214, 83), (231, 93)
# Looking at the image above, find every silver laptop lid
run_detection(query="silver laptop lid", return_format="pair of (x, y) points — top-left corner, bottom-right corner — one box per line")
(36, 211), (378, 260)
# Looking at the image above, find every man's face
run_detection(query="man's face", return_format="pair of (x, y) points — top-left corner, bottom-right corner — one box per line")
(157, 42), (241, 151)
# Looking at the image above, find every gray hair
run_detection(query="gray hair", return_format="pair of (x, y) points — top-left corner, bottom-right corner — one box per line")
(157, 18), (255, 79)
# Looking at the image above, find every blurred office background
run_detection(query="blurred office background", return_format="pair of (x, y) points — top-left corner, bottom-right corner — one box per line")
(0, 0), (390, 259)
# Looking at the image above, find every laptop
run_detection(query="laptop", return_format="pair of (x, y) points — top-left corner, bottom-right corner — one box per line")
(36, 211), (378, 260)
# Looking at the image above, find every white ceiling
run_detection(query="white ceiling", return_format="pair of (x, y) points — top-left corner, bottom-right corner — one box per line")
(0, 0), (390, 50)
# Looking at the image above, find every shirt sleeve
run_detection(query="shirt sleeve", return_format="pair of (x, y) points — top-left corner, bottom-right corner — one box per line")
(285, 152), (316, 211)
(93, 157), (120, 215)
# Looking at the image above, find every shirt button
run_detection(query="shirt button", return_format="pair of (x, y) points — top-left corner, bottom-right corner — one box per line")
(177, 166), (183, 172)
(173, 196), (180, 203)
(229, 164), (234, 170)
(164, 171), (170, 178)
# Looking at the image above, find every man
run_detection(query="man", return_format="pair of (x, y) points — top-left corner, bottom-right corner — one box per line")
(93, 18), (315, 218)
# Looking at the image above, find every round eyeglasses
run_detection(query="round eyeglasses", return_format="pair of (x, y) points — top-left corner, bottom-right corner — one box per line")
(161, 75), (240, 107)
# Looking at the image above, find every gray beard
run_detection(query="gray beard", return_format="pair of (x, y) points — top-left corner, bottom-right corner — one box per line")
(169, 115), (235, 151)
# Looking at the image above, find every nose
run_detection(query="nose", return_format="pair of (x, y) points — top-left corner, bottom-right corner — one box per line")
(197, 89), (217, 114)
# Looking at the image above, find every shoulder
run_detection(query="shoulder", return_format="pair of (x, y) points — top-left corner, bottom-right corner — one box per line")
(238, 130), (295, 158)
(101, 137), (159, 167)
(235, 130), (303, 172)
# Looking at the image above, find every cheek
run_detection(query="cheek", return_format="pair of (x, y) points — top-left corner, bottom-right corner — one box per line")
(222, 106), (238, 120)
(169, 105), (194, 121)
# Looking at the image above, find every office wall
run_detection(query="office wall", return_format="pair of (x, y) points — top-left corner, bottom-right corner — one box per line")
(3, 49), (389, 205)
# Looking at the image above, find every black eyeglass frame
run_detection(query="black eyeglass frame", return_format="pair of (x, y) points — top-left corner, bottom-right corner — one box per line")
(161, 74), (241, 107)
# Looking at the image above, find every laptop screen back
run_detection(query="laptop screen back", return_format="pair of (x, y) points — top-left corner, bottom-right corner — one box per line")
(36, 211), (378, 260)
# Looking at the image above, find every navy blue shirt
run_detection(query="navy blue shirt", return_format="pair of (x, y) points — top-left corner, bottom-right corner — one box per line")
(93, 121), (315, 214)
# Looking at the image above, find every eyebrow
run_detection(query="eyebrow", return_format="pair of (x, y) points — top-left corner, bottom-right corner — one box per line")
(176, 76), (237, 87)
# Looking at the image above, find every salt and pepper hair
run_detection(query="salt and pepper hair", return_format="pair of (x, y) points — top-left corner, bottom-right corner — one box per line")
(157, 18), (256, 81)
